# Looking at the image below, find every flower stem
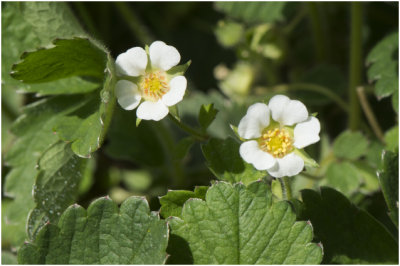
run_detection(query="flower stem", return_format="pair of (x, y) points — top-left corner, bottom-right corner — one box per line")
(168, 114), (209, 141)
(279, 177), (293, 200)
(356, 86), (385, 143)
(348, 2), (363, 131)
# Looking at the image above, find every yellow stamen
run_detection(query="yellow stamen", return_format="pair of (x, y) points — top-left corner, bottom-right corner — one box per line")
(140, 71), (170, 101)
(258, 127), (294, 158)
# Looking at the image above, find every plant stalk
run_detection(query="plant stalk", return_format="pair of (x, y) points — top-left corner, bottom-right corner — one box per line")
(279, 177), (293, 200)
(348, 2), (363, 130)
(308, 2), (328, 62)
(356, 86), (385, 143)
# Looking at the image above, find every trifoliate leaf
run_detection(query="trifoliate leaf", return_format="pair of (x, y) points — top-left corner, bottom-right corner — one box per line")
(159, 186), (208, 219)
(378, 150), (399, 227)
(333, 130), (369, 160)
(202, 137), (266, 185)
(168, 181), (323, 264)
(214, 2), (286, 24)
(11, 37), (107, 84)
(198, 103), (219, 131)
(27, 141), (90, 239)
(299, 187), (398, 264)
(18, 197), (169, 264)
(366, 32), (398, 100)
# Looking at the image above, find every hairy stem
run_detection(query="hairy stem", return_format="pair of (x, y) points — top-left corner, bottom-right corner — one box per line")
(357, 86), (385, 143)
(279, 177), (293, 200)
(348, 2), (363, 130)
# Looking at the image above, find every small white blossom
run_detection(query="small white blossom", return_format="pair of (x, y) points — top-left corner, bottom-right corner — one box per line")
(115, 41), (187, 121)
(238, 95), (320, 178)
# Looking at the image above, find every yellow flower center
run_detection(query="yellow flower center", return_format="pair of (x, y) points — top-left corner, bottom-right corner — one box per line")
(259, 127), (293, 158)
(140, 71), (170, 101)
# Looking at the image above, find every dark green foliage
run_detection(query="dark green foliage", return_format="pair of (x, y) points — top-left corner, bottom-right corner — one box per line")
(378, 150), (399, 227)
(299, 187), (398, 264)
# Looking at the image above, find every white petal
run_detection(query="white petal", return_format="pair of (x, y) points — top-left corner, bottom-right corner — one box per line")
(149, 41), (180, 71)
(115, 47), (147, 76)
(238, 103), (270, 139)
(268, 95), (308, 126)
(294, 116), (321, 149)
(239, 141), (276, 170)
(115, 80), (141, 110)
(136, 100), (169, 121)
(162, 76), (187, 106)
(267, 153), (304, 178)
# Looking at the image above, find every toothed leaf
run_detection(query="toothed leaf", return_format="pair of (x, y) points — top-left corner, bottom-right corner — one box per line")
(18, 197), (169, 264)
(160, 186), (208, 219)
(167, 181), (323, 264)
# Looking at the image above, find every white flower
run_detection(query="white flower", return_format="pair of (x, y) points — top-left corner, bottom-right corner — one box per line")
(115, 41), (187, 121)
(238, 95), (320, 178)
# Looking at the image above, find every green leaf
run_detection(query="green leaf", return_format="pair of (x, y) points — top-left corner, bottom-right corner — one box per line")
(366, 140), (385, 168)
(366, 32), (398, 99)
(18, 197), (169, 264)
(168, 181), (323, 264)
(21, 77), (100, 96)
(27, 141), (90, 239)
(323, 161), (362, 196)
(378, 150), (399, 227)
(159, 186), (208, 219)
(333, 130), (369, 160)
(3, 95), (90, 247)
(299, 187), (398, 264)
(53, 56), (116, 158)
(105, 108), (165, 167)
(202, 137), (266, 185)
(2, 2), (86, 93)
(384, 125), (399, 151)
(198, 103), (219, 131)
(215, 2), (286, 24)
(11, 37), (107, 84)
